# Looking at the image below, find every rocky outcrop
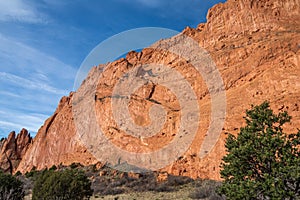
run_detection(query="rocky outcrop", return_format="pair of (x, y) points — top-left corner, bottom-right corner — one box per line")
(186, 0), (300, 48)
(16, 94), (97, 173)
(0, 129), (32, 173)
(14, 0), (300, 180)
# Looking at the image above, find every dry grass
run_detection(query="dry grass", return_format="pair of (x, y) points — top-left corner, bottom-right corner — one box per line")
(91, 182), (194, 200)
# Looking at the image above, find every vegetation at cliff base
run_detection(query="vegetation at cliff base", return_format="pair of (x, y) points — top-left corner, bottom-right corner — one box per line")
(218, 101), (300, 199)
(0, 170), (24, 200)
(32, 168), (93, 200)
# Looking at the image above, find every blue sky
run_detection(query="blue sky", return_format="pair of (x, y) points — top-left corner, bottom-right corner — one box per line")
(0, 0), (226, 138)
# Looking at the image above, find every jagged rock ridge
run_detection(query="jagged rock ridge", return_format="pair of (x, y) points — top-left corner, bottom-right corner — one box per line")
(0, 129), (32, 173)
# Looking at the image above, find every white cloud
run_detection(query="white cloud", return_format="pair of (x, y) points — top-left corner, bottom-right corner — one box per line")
(0, 91), (21, 98)
(0, 111), (48, 134)
(0, 33), (76, 137)
(0, 0), (46, 23)
(0, 72), (67, 95)
(0, 34), (76, 86)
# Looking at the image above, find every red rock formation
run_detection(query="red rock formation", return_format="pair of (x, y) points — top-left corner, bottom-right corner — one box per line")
(16, 94), (97, 173)
(14, 0), (300, 180)
(0, 129), (32, 173)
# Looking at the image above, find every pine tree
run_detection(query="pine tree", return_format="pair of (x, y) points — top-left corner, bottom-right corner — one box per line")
(218, 101), (300, 199)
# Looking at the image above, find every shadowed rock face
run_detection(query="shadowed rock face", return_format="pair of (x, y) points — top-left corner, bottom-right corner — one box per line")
(0, 129), (32, 174)
(6, 0), (300, 179)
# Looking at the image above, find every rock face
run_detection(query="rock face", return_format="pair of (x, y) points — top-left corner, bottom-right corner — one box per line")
(15, 95), (97, 173)
(13, 0), (300, 180)
(0, 129), (32, 173)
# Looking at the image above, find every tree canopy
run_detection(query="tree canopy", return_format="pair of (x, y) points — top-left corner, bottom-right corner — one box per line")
(218, 101), (300, 199)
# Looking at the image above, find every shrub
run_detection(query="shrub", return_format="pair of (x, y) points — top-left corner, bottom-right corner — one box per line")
(152, 183), (173, 192)
(218, 101), (300, 199)
(48, 165), (57, 171)
(32, 168), (93, 200)
(189, 180), (224, 200)
(69, 162), (82, 169)
(102, 186), (124, 195)
(0, 171), (24, 200)
(25, 166), (37, 178)
(166, 175), (193, 186)
(14, 171), (22, 176)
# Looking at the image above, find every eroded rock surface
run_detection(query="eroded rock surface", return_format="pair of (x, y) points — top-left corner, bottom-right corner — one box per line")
(0, 129), (32, 173)
(14, 0), (300, 180)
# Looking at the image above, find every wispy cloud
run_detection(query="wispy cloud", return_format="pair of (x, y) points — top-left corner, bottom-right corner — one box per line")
(0, 34), (76, 86)
(0, 33), (76, 138)
(0, 72), (67, 95)
(0, 110), (48, 137)
(0, 0), (47, 23)
(0, 91), (21, 98)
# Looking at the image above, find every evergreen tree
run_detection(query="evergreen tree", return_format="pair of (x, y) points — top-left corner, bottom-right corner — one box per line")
(218, 101), (300, 199)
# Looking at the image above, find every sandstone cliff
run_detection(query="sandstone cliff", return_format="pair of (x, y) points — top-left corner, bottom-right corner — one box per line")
(13, 0), (300, 179)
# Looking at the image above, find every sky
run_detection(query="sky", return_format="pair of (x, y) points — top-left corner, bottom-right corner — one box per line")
(0, 0), (226, 138)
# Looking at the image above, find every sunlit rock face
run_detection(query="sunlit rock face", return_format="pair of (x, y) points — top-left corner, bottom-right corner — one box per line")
(10, 0), (300, 180)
